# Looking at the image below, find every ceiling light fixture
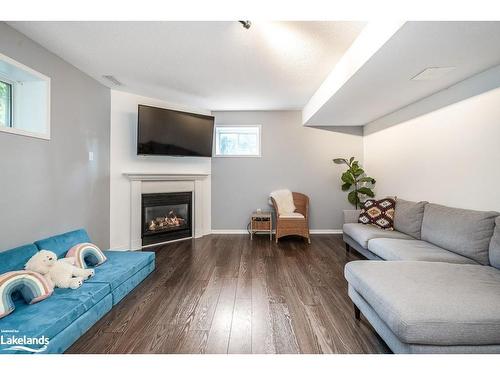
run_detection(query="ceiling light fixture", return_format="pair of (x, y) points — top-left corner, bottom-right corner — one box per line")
(238, 21), (252, 30)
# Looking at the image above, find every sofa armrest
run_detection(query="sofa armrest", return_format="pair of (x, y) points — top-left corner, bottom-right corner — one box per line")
(343, 209), (361, 224)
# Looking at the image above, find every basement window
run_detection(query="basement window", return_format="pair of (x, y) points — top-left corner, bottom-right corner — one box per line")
(214, 125), (261, 157)
(0, 52), (51, 140)
(0, 79), (13, 127)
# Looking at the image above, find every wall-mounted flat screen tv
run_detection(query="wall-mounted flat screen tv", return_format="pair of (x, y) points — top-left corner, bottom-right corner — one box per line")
(137, 105), (214, 157)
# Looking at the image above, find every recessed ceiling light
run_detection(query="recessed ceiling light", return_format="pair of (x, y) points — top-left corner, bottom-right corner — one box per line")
(411, 67), (456, 81)
(102, 75), (122, 86)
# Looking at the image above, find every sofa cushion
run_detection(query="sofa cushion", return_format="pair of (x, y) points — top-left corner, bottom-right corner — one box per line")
(343, 223), (412, 249)
(0, 244), (38, 274)
(393, 199), (427, 239)
(111, 261), (155, 305)
(421, 204), (498, 265)
(34, 229), (91, 258)
(86, 250), (155, 290)
(367, 238), (478, 264)
(345, 261), (500, 345)
(0, 282), (110, 341)
(490, 217), (500, 269)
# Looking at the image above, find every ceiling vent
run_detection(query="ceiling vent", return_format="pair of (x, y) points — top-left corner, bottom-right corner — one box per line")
(411, 67), (456, 81)
(102, 75), (122, 86)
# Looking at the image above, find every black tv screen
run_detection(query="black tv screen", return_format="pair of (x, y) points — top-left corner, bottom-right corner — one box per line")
(137, 105), (214, 157)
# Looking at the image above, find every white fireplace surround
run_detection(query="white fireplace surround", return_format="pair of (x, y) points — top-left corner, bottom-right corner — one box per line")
(124, 173), (210, 250)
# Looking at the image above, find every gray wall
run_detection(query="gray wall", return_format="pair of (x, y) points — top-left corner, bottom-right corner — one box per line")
(0, 23), (110, 250)
(211, 111), (364, 230)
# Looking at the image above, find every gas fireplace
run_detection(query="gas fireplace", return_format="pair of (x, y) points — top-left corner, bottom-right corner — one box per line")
(141, 192), (192, 246)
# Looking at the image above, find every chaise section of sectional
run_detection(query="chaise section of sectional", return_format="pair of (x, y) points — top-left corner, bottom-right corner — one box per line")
(345, 260), (500, 353)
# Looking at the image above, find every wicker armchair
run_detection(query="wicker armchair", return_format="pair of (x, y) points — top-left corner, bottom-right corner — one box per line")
(271, 192), (310, 244)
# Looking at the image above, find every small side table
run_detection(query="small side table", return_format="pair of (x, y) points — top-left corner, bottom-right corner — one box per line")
(250, 211), (272, 241)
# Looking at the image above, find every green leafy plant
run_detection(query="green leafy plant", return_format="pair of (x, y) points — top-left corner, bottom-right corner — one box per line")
(333, 157), (376, 209)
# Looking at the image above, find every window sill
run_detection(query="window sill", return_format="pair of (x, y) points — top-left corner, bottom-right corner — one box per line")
(0, 126), (50, 140)
(213, 154), (262, 158)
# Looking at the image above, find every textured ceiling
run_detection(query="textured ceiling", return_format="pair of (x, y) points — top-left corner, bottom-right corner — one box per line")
(9, 21), (365, 110)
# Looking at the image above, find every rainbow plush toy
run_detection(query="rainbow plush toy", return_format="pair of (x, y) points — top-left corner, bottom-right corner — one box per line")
(0, 270), (53, 319)
(66, 243), (107, 269)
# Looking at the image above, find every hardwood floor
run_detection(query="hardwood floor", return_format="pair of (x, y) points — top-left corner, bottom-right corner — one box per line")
(67, 234), (390, 354)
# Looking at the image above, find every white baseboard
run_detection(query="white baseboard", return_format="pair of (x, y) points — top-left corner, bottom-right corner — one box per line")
(310, 229), (343, 234)
(211, 229), (249, 234)
(211, 229), (342, 235)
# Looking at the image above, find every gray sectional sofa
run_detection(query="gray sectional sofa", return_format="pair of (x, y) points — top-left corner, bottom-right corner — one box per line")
(342, 199), (500, 353)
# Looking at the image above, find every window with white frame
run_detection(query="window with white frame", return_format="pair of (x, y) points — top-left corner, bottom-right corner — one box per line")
(214, 125), (261, 157)
(0, 79), (13, 127)
(0, 52), (51, 140)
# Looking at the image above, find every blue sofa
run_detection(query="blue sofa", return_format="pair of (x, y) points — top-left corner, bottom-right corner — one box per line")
(0, 229), (155, 354)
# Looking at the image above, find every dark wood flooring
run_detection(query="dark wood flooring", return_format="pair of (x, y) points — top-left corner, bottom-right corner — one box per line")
(67, 234), (390, 354)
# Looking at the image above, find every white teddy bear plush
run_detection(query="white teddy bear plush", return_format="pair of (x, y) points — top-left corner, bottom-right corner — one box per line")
(25, 250), (95, 289)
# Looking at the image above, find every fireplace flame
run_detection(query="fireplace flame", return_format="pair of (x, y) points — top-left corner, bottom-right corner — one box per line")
(148, 210), (185, 232)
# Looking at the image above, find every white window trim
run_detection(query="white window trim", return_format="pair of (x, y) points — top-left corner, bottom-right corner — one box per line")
(213, 124), (262, 158)
(0, 75), (15, 127)
(0, 52), (51, 141)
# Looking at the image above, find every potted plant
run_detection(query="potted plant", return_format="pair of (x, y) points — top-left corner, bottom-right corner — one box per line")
(333, 157), (376, 219)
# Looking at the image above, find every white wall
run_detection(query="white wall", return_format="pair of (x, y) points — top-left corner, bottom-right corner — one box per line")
(364, 85), (500, 212)
(109, 90), (211, 249)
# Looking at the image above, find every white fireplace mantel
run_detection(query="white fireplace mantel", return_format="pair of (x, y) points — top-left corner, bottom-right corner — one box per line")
(124, 173), (209, 181)
(123, 172), (211, 250)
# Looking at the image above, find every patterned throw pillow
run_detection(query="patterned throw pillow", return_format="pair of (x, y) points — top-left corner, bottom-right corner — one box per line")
(358, 198), (396, 230)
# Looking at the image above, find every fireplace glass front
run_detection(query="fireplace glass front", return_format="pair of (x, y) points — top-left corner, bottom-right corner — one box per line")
(141, 192), (192, 246)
